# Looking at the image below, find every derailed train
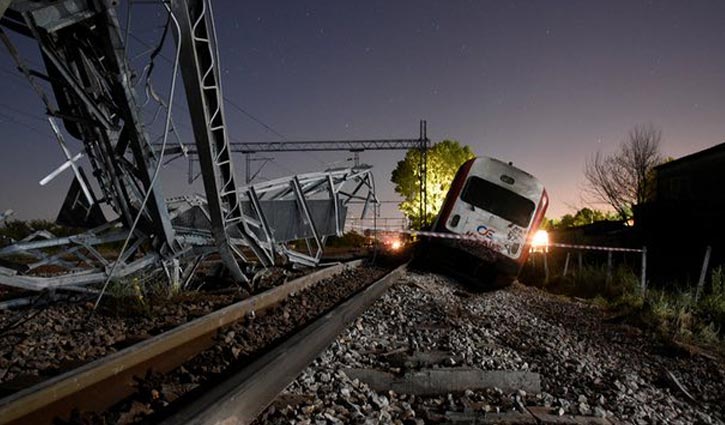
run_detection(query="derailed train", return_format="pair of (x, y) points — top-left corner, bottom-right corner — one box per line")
(419, 156), (548, 288)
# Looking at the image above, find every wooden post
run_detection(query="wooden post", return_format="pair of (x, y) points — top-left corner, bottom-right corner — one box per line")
(606, 251), (613, 285)
(543, 252), (549, 283)
(563, 252), (571, 277)
(640, 247), (647, 295)
(578, 252), (583, 274)
(695, 245), (712, 302)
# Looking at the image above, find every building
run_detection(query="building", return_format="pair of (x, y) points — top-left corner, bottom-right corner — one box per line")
(635, 141), (725, 284)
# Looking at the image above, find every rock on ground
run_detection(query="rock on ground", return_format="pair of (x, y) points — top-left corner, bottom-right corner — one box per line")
(256, 270), (725, 425)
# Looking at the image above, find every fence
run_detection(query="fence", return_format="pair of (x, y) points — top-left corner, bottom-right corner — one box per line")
(347, 224), (650, 293)
(533, 242), (648, 294)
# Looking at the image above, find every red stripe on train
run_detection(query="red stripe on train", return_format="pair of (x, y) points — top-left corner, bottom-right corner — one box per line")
(518, 189), (549, 265)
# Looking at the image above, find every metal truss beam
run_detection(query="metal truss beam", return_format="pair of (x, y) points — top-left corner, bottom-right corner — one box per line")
(0, 0), (382, 292)
(2, 0), (178, 250)
(0, 166), (376, 291)
(165, 138), (425, 154)
(170, 166), (378, 267)
(159, 120), (431, 228)
(159, 121), (429, 155)
(169, 0), (269, 286)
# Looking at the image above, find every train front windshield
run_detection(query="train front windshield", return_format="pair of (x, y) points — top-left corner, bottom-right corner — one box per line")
(460, 176), (536, 227)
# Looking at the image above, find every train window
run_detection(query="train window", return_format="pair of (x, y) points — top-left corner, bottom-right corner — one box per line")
(460, 176), (536, 227)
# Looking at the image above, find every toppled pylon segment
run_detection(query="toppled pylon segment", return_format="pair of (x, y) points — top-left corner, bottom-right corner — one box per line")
(0, 0), (377, 291)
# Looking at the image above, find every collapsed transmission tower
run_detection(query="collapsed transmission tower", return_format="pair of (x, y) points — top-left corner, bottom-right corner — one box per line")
(162, 120), (431, 227)
(0, 0), (377, 291)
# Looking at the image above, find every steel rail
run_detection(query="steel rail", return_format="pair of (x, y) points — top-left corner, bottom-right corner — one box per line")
(161, 262), (409, 425)
(0, 260), (364, 425)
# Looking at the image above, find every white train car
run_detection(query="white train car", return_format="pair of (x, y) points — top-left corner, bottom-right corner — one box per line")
(426, 156), (548, 287)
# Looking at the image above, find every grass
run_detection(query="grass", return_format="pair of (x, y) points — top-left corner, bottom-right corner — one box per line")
(102, 277), (152, 317)
(635, 283), (725, 353)
(699, 266), (725, 328)
(101, 270), (177, 318)
(534, 263), (642, 303)
(525, 261), (725, 352)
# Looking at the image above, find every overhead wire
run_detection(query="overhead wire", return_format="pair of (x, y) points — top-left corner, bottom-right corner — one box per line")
(134, 35), (283, 142)
(123, 0), (133, 60)
(222, 98), (286, 140)
(125, 28), (330, 172)
(0, 102), (48, 122)
(126, 31), (271, 138)
(0, 111), (49, 137)
(0, 66), (28, 83)
(268, 158), (294, 175)
(92, 5), (182, 311)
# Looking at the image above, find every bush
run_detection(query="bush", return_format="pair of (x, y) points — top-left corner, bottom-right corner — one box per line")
(326, 231), (367, 248)
(0, 219), (79, 242)
(643, 289), (695, 338)
(538, 263), (640, 303)
(101, 277), (150, 317)
(698, 321), (720, 345)
(610, 289), (644, 311)
(628, 268), (723, 348)
(525, 259), (724, 349)
(697, 266), (725, 335)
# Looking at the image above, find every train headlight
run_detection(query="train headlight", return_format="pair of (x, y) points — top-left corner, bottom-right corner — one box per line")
(531, 230), (549, 252)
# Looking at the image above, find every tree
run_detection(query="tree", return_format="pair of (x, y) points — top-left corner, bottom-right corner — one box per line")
(391, 140), (475, 227)
(560, 208), (618, 228)
(584, 124), (664, 219)
(542, 208), (618, 230)
(326, 231), (367, 248)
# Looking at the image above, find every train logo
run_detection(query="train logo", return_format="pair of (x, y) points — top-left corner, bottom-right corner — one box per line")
(476, 225), (496, 239)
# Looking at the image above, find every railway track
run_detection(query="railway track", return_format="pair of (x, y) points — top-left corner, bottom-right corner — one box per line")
(162, 262), (407, 425)
(0, 259), (407, 425)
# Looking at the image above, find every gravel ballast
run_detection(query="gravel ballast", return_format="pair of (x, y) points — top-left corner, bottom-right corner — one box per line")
(0, 267), (306, 394)
(257, 270), (725, 425)
(98, 264), (392, 424)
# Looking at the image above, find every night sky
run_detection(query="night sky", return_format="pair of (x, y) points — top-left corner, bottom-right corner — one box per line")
(1, 0), (725, 221)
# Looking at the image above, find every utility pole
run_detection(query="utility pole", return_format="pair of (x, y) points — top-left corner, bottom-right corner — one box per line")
(419, 120), (428, 229)
(159, 121), (431, 228)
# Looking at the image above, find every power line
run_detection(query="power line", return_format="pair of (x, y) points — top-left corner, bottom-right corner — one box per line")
(126, 31), (288, 142)
(268, 159), (294, 175)
(127, 28), (331, 167)
(0, 102), (48, 122)
(4, 10), (327, 179)
(223, 98), (286, 141)
(0, 67), (28, 83)
(0, 111), (49, 137)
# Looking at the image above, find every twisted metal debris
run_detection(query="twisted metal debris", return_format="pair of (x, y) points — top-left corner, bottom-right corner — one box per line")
(0, 0), (377, 292)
